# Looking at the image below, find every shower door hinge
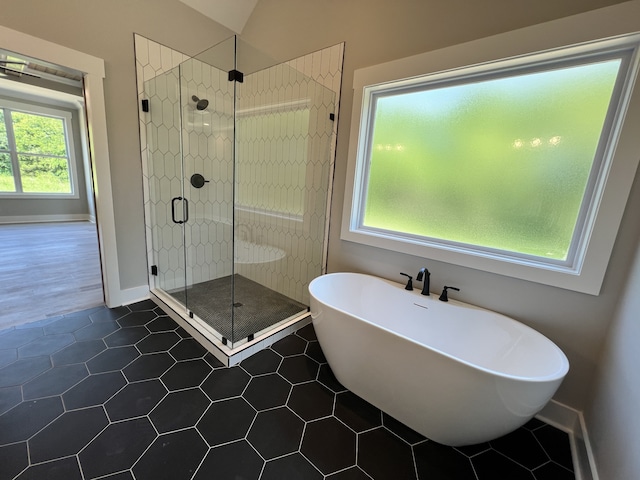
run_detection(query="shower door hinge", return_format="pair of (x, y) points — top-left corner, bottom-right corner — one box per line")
(222, 337), (228, 345)
(247, 334), (254, 342)
(228, 69), (244, 83)
(150, 265), (158, 276)
(141, 99), (149, 112)
(189, 311), (194, 319)
(329, 113), (335, 121)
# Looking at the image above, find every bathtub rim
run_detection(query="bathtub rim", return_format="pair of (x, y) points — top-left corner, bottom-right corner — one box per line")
(309, 272), (570, 383)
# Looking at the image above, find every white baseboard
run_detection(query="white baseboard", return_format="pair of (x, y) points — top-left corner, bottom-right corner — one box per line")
(536, 399), (598, 480)
(0, 214), (93, 224)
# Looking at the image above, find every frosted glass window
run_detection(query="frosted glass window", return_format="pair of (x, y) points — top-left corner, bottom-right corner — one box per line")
(358, 55), (625, 264)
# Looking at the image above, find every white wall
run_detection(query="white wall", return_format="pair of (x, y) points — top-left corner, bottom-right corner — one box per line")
(242, 0), (640, 412)
(584, 204), (640, 479)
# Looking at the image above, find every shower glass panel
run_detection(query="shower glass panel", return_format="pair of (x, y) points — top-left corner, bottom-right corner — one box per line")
(145, 65), (188, 304)
(145, 36), (336, 349)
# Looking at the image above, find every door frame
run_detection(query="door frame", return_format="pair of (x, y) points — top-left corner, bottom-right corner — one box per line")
(0, 25), (133, 307)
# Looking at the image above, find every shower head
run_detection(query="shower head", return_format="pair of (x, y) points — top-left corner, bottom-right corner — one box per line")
(191, 95), (209, 111)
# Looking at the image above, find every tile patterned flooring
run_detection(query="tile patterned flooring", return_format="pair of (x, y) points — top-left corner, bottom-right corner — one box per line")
(0, 301), (576, 480)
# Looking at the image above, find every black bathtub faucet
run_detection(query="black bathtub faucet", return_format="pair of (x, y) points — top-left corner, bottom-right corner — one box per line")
(400, 272), (413, 290)
(416, 267), (430, 296)
(439, 286), (460, 302)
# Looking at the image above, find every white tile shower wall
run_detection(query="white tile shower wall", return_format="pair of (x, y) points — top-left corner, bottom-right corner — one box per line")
(235, 44), (343, 304)
(135, 35), (189, 293)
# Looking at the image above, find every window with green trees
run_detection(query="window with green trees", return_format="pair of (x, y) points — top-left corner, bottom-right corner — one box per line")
(0, 106), (74, 195)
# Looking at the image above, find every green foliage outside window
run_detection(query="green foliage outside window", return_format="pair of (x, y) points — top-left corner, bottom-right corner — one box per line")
(363, 59), (621, 260)
(0, 109), (72, 194)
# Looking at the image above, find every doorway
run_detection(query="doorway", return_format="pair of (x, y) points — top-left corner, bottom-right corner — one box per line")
(0, 49), (103, 329)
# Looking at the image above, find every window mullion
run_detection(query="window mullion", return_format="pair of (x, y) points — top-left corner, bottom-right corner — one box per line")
(3, 110), (23, 193)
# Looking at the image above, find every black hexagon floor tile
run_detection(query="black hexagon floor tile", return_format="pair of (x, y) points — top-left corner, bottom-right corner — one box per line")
(326, 466), (371, 480)
(17, 333), (75, 358)
(169, 338), (208, 360)
(247, 407), (305, 460)
(104, 326), (149, 348)
(302, 417), (356, 475)
(0, 328), (44, 350)
(136, 331), (181, 353)
(288, 381), (334, 421)
(149, 388), (210, 433)
(271, 335), (307, 356)
(198, 396), (256, 446)
(146, 315), (179, 332)
(28, 406), (109, 463)
(0, 385), (22, 416)
(104, 379), (167, 422)
(201, 366), (250, 401)
(117, 310), (157, 327)
(0, 303), (576, 480)
(161, 358), (212, 390)
(51, 339), (106, 366)
(278, 354), (319, 384)
(43, 315), (92, 335)
(62, 371), (127, 410)
(240, 348), (282, 375)
(122, 352), (175, 382)
(79, 417), (156, 479)
(0, 396), (64, 444)
(86, 345), (139, 374)
(0, 441), (28, 479)
(414, 440), (477, 479)
(132, 428), (208, 480)
(335, 391), (382, 433)
(22, 363), (89, 400)
(0, 355), (52, 388)
(261, 453), (322, 480)
(89, 306), (130, 323)
(193, 440), (264, 480)
(16, 456), (83, 480)
(243, 373), (291, 411)
(472, 448), (536, 480)
(358, 427), (417, 480)
(0, 348), (17, 368)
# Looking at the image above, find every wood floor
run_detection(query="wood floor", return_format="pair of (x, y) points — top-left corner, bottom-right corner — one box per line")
(0, 221), (104, 330)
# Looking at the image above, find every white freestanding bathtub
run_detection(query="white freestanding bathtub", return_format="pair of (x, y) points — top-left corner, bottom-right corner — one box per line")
(308, 272), (569, 446)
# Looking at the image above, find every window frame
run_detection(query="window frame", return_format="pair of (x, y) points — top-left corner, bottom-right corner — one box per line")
(341, 33), (640, 295)
(0, 99), (79, 199)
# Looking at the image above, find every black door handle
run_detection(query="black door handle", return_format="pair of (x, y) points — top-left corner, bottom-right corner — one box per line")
(171, 196), (187, 224)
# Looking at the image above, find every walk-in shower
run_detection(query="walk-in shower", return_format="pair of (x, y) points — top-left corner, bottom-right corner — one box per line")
(138, 35), (342, 363)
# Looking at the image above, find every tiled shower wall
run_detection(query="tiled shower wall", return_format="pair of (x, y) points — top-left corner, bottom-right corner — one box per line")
(235, 58), (339, 303)
(135, 34), (344, 306)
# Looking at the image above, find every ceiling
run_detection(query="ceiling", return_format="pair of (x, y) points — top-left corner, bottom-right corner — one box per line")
(178, 0), (260, 34)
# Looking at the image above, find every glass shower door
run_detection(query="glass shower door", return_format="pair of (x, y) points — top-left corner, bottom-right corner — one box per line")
(145, 65), (188, 305)
(179, 38), (236, 344)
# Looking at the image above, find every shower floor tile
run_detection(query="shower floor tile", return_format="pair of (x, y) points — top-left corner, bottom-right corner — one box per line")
(0, 302), (576, 480)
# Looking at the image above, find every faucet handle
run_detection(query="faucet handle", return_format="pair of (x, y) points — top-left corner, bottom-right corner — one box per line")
(439, 286), (460, 302)
(400, 273), (413, 291)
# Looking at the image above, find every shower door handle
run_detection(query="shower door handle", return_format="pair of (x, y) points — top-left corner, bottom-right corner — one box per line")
(171, 196), (188, 224)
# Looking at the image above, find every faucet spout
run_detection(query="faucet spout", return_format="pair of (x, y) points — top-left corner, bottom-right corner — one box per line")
(416, 267), (430, 296)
